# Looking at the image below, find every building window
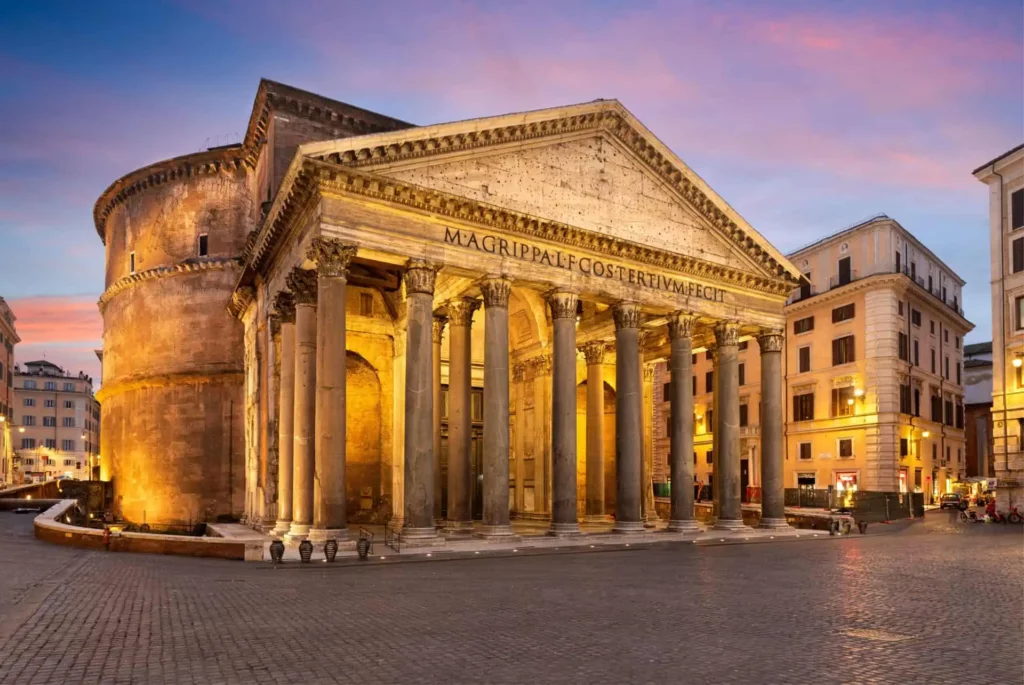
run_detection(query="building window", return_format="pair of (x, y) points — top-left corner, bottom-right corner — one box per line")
(955, 336), (960, 349)
(64, 382), (74, 392)
(930, 320), (935, 335)
(23, 398), (34, 407)
(1013, 236), (1024, 273)
(705, 371), (713, 393)
(898, 333), (908, 361)
(899, 384), (912, 414)
(738, 341), (748, 351)
(692, 375), (697, 396)
(944, 330), (948, 343)
(44, 381), (56, 391)
(706, 450), (713, 464)
(793, 392), (814, 422)
(738, 363), (745, 386)
(895, 251), (902, 273)
(798, 346), (811, 373)
(832, 336), (855, 366)
(706, 409), (713, 431)
(928, 274), (933, 292)
(798, 442), (812, 460)
(836, 472), (858, 492)
(930, 349), (936, 374)
(898, 300), (904, 316)
(838, 438), (853, 458)
(914, 468), (923, 489)
(691, 353), (697, 365)
(914, 388), (921, 417)
(1015, 296), (1024, 330)
(794, 316), (814, 335)
(130, 251), (136, 275)
(931, 394), (942, 422)
(1013, 188), (1024, 230)
(23, 416), (36, 426)
(944, 399), (954, 426)
(21, 438), (35, 449)
(360, 292), (374, 317)
(24, 380), (36, 389)
(900, 438), (909, 457)
(44, 399), (55, 408)
(43, 416), (56, 427)
(739, 404), (749, 427)
(662, 382), (671, 402)
(62, 417), (75, 428)
(706, 350), (713, 361)
(198, 234), (208, 257)
(911, 262), (917, 280)
(799, 273), (812, 300)
(837, 257), (852, 286)
(61, 440), (75, 451)
(831, 303), (855, 323)
(45, 439), (56, 449)
(64, 400), (74, 409)
(831, 386), (855, 417)
(911, 309), (921, 326)
(944, 355), (950, 379)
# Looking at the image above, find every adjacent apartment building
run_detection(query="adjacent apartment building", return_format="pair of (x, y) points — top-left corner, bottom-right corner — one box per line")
(13, 360), (101, 482)
(963, 342), (994, 481)
(652, 215), (972, 504)
(0, 297), (18, 486)
(973, 143), (1024, 510)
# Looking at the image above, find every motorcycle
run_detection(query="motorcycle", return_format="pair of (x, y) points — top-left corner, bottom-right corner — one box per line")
(959, 509), (981, 523)
(1008, 506), (1022, 524)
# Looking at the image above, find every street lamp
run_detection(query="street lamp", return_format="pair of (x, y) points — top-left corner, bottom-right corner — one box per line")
(1013, 357), (1023, 369)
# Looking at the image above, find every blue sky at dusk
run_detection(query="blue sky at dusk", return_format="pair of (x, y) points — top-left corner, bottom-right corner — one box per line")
(0, 0), (1021, 381)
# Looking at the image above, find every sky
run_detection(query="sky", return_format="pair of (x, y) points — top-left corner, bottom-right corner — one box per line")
(0, 0), (1021, 383)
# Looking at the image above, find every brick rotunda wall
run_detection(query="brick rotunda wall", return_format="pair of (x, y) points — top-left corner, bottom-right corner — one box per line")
(96, 151), (252, 525)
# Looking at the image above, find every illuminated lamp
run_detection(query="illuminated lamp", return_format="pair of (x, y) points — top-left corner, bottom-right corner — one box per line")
(922, 431), (930, 438)
(847, 399), (855, 406)
(1013, 357), (1023, 369)
(854, 388), (865, 398)
(0, 415), (5, 422)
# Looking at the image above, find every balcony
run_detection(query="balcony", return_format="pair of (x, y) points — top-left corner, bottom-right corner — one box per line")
(898, 266), (964, 317)
(829, 270), (858, 290)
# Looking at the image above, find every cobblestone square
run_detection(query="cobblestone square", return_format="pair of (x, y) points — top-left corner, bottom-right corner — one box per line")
(0, 512), (1021, 685)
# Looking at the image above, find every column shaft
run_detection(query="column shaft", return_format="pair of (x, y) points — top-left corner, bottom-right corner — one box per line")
(667, 313), (698, 532)
(613, 303), (644, 533)
(402, 263), (440, 541)
(480, 278), (515, 538)
(272, 294), (296, 537)
(549, 292), (581, 536)
(286, 269), (317, 541)
(714, 322), (745, 530)
(758, 330), (788, 529)
(432, 316), (446, 523)
(445, 298), (477, 534)
(582, 344), (607, 520)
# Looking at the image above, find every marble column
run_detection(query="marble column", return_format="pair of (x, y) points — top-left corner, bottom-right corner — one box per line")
(309, 238), (357, 543)
(479, 277), (516, 538)
(285, 268), (317, 542)
(580, 342), (608, 521)
(613, 302), (644, 533)
(548, 291), (581, 537)
(432, 315), (447, 524)
(642, 359), (659, 524)
(710, 345), (720, 517)
(402, 261), (442, 543)
(272, 292), (296, 537)
(714, 321), (745, 530)
(445, 297), (478, 535)
(758, 328), (789, 529)
(667, 312), (699, 532)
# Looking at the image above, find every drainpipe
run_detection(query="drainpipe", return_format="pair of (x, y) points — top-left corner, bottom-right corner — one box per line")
(992, 168), (1009, 491)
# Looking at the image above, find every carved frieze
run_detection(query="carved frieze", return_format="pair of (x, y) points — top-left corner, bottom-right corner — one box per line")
(308, 236), (357, 278)
(286, 268), (318, 306)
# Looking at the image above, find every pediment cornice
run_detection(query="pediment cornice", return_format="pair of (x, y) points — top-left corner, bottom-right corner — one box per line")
(240, 157), (795, 299)
(301, 103), (801, 284)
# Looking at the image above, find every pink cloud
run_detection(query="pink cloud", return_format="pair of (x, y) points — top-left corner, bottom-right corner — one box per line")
(8, 296), (102, 346)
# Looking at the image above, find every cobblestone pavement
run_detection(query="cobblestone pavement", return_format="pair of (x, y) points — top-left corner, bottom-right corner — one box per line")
(0, 511), (1021, 685)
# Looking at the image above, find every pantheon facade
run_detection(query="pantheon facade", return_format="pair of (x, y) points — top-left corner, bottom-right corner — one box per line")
(94, 80), (802, 538)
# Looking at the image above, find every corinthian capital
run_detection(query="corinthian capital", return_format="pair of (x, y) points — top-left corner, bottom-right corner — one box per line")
(547, 291), (579, 320)
(273, 291), (296, 323)
(404, 260), (437, 295)
(713, 321), (739, 348)
(432, 315), (448, 344)
(757, 328), (785, 353)
(479, 277), (513, 308)
(580, 341), (608, 366)
(667, 311), (696, 340)
(612, 302), (642, 331)
(308, 237), (357, 278)
(286, 268), (318, 306)
(447, 298), (480, 327)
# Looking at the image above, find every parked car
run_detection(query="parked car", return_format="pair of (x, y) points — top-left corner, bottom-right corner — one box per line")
(939, 493), (965, 510)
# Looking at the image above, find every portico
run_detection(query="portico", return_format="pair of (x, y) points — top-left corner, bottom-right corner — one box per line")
(233, 100), (802, 543)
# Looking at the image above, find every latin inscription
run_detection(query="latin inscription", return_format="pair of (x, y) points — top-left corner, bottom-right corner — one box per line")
(444, 228), (725, 302)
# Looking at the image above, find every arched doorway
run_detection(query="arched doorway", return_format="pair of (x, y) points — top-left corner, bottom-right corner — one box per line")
(576, 380), (617, 517)
(346, 352), (383, 522)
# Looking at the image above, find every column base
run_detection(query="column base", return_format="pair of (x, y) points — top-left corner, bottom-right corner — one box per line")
(583, 514), (614, 524)
(271, 520), (292, 537)
(308, 527), (350, 544)
(712, 518), (749, 531)
(612, 520), (646, 534)
(443, 520), (474, 536)
(475, 524), (520, 541)
(547, 521), (583, 538)
(402, 526), (446, 548)
(665, 519), (701, 533)
(758, 517), (792, 530)
(284, 522), (311, 543)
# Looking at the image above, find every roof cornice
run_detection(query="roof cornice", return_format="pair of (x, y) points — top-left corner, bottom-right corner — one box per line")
(97, 256), (243, 313)
(240, 157), (796, 299)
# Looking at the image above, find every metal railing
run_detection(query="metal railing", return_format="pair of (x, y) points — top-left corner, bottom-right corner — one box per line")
(829, 270), (857, 289)
(384, 519), (402, 552)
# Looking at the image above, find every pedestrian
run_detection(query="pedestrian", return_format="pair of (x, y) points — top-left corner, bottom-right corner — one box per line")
(696, 479), (704, 503)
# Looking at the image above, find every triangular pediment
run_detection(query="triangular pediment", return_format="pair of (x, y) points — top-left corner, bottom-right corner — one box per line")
(299, 101), (801, 285)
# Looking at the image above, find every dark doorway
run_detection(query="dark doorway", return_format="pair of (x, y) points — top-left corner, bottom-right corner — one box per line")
(740, 458), (750, 503)
(838, 257), (852, 286)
